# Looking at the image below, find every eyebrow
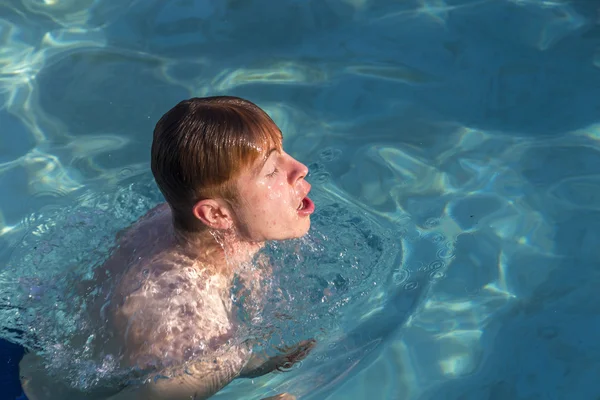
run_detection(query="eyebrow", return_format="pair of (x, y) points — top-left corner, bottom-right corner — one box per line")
(256, 148), (278, 173)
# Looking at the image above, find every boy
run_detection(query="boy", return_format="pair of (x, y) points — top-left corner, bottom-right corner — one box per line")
(20, 96), (317, 400)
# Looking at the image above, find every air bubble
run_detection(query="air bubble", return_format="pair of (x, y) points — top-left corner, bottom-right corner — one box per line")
(429, 270), (445, 281)
(307, 162), (325, 173)
(417, 262), (428, 272)
(319, 148), (342, 162)
(118, 167), (133, 178)
(427, 232), (445, 243)
(424, 218), (440, 228)
(314, 172), (330, 184)
(392, 268), (410, 286)
(404, 281), (418, 291)
(428, 260), (445, 270)
(436, 247), (455, 259)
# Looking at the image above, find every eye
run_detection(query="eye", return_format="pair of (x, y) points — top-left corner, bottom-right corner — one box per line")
(266, 167), (279, 178)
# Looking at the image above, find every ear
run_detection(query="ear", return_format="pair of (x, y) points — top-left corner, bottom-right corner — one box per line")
(192, 199), (233, 230)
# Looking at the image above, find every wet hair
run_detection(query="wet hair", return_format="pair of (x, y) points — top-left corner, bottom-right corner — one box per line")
(151, 96), (282, 232)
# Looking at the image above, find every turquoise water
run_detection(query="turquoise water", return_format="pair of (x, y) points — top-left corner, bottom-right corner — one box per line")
(1, 0), (600, 399)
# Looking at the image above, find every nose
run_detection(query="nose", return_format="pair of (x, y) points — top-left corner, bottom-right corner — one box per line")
(289, 157), (308, 183)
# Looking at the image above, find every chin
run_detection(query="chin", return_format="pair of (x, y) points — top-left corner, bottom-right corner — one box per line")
(293, 221), (311, 238)
(274, 223), (311, 241)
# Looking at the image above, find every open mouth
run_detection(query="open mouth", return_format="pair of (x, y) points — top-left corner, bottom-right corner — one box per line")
(297, 199), (305, 210)
(297, 197), (315, 215)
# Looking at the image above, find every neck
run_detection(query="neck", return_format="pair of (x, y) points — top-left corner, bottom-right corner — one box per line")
(173, 226), (264, 275)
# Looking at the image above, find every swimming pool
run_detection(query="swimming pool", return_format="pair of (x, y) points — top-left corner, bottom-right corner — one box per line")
(1, 0), (600, 398)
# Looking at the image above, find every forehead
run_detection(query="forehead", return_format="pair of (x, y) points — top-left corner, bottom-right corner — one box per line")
(236, 124), (281, 173)
(252, 122), (282, 156)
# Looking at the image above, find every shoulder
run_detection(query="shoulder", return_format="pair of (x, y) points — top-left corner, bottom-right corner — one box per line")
(112, 262), (235, 369)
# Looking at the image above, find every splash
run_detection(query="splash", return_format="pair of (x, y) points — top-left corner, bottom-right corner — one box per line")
(0, 177), (161, 390)
(0, 176), (404, 393)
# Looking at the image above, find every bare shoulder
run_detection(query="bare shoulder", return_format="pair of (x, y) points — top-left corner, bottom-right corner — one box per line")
(111, 257), (236, 370)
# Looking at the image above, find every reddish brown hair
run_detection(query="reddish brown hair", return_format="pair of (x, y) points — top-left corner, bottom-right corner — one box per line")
(151, 96), (282, 232)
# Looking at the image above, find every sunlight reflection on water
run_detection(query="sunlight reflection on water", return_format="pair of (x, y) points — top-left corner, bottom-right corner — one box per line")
(1, 0), (600, 398)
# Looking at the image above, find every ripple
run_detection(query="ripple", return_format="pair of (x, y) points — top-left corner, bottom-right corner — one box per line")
(117, 167), (133, 179)
(68, 134), (129, 157)
(307, 162), (331, 184)
(1, 0), (599, 398)
(429, 269), (446, 281)
(393, 268), (410, 286)
(424, 217), (441, 229)
(345, 63), (437, 84)
(533, 3), (587, 51)
(521, 145), (600, 186)
(547, 175), (600, 210)
(449, 194), (503, 231)
(425, 232), (445, 243)
(20, 0), (139, 28)
(2, 149), (85, 198)
(319, 147), (342, 162)
(212, 61), (329, 91)
(429, 260), (446, 271)
(436, 246), (455, 260)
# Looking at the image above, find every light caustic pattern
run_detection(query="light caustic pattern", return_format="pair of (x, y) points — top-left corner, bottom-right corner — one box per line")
(220, 121), (600, 400)
(1, 0), (600, 399)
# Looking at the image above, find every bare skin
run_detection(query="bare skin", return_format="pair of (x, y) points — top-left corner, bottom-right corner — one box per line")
(20, 148), (316, 400)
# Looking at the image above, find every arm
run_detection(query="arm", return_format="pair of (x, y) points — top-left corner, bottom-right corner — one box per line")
(108, 266), (248, 400)
(107, 355), (244, 400)
(239, 339), (316, 379)
(106, 341), (314, 400)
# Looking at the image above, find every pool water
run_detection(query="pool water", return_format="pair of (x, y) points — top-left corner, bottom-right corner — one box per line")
(1, 0), (600, 399)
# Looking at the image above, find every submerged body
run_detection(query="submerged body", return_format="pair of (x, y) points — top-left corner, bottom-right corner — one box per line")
(20, 96), (317, 399)
(20, 204), (313, 399)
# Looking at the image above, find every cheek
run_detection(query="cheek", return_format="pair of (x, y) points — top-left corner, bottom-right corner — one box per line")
(263, 182), (293, 205)
(239, 181), (295, 225)
(241, 187), (279, 222)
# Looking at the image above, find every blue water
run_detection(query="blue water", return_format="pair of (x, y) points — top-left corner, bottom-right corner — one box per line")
(1, 0), (600, 399)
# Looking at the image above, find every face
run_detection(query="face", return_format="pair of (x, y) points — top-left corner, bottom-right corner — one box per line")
(230, 147), (315, 242)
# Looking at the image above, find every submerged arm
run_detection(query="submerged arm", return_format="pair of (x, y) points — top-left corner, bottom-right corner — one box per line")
(106, 343), (310, 400)
(106, 355), (244, 400)
(239, 339), (316, 379)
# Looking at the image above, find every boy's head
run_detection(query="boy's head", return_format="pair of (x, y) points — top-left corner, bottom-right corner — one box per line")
(151, 96), (314, 241)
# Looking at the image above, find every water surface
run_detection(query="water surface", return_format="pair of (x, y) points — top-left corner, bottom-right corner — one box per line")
(1, 0), (600, 398)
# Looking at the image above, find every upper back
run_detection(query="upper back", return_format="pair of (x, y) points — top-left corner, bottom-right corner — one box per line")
(92, 204), (236, 371)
